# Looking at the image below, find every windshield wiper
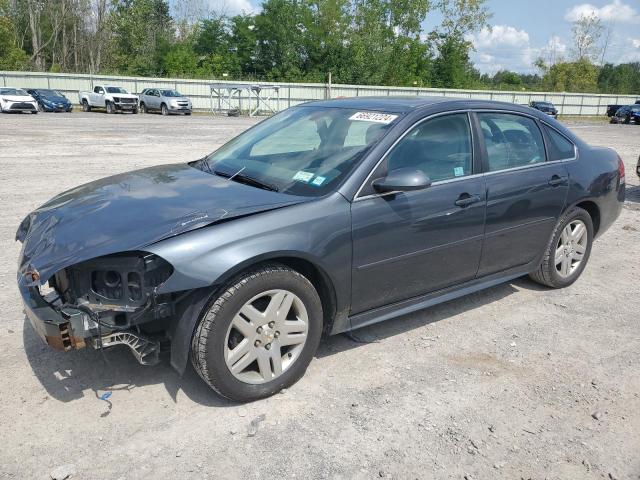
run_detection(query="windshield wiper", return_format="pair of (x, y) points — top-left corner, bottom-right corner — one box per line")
(213, 169), (279, 192)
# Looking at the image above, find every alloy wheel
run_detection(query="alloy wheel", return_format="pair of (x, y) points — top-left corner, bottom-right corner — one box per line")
(223, 289), (309, 385)
(554, 219), (588, 278)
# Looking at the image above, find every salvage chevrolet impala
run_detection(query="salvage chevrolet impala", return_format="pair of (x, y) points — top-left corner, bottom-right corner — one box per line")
(16, 97), (625, 401)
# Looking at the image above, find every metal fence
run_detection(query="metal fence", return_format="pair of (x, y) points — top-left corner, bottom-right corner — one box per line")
(1, 70), (638, 116)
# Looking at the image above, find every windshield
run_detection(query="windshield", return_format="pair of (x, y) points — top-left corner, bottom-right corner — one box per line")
(106, 87), (128, 94)
(197, 106), (399, 196)
(630, 106), (640, 112)
(536, 102), (553, 108)
(161, 90), (182, 97)
(1, 88), (28, 96)
(35, 89), (63, 97)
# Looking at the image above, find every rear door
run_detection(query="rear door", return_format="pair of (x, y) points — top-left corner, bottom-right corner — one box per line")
(475, 111), (570, 277)
(350, 112), (486, 315)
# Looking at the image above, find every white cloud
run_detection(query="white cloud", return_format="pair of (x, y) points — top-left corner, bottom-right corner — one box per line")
(467, 25), (558, 75)
(471, 25), (530, 50)
(564, 0), (640, 23)
(632, 38), (640, 49)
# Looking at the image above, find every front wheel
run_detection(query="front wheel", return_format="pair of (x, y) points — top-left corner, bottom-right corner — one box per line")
(529, 207), (593, 288)
(139, 103), (146, 114)
(191, 264), (323, 402)
(106, 101), (114, 114)
(161, 103), (168, 116)
(82, 100), (91, 112)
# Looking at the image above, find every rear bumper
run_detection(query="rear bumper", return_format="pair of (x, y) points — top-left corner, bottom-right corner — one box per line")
(19, 281), (92, 351)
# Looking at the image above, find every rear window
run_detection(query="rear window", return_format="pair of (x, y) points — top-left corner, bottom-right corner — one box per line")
(543, 125), (575, 161)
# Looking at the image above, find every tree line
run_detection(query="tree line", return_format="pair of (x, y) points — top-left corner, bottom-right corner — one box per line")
(1, 0), (639, 95)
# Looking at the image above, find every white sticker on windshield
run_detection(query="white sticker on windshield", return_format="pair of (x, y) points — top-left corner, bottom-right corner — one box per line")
(293, 171), (314, 183)
(454, 167), (464, 177)
(312, 176), (326, 186)
(349, 111), (398, 124)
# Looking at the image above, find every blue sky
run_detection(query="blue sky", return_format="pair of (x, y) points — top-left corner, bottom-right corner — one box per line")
(189, 0), (640, 74)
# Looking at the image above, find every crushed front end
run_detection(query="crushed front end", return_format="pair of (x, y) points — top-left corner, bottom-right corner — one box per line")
(18, 251), (176, 365)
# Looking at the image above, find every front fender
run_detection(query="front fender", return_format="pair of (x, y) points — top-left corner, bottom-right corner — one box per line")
(146, 193), (353, 373)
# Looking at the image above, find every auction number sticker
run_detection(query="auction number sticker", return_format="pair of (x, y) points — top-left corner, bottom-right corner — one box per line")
(293, 171), (314, 183)
(349, 111), (398, 124)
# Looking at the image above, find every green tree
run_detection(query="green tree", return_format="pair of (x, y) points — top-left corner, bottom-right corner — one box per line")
(0, 0), (29, 70)
(541, 59), (599, 93)
(108, 0), (174, 75)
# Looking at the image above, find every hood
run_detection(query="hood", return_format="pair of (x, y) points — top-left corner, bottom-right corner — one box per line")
(41, 94), (70, 103)
(2, 95), (34, 102)
(17, 163), (310, 283)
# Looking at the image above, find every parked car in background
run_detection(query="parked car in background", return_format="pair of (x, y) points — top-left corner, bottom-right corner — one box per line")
(16, 97), (625, 402)
(26, 89), (72, 112)
(139, 88), (192, 115)
(78, 85), (138, 114)
(529, 101), (558, 118)
(607, 100), (640, 117)
(610, 105), (640, 124)
(0, 88), (38, 114)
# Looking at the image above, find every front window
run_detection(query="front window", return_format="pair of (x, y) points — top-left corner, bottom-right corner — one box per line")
(197, 106), (399, 196)
(1, 88), (28, 96)
(161, 90), (182, 97)
(386, 113), (473, 182)
(106, 87), (128, 94)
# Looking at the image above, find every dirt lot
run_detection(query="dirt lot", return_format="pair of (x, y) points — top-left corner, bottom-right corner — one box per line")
(0, 111), (638, 480)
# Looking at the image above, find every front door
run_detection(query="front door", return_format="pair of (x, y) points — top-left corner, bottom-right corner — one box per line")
(351, 113), (486, 314)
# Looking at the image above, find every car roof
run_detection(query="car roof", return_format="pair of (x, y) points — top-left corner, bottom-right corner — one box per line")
(305, 96), (539, 115)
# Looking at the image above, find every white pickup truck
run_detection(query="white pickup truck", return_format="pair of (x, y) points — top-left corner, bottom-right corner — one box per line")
(78, 85), (139, 114)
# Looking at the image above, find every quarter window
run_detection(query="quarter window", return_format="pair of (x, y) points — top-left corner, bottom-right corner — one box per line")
(386, 113), (473, 182)
(478, 113), (546, 172)
(543, 125), (575, 161)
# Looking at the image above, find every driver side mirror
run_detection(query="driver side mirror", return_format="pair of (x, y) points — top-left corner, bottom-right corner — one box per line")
(372, 167), (432, 193)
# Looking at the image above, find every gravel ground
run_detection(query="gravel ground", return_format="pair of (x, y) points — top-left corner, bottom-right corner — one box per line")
(0, 112), (638, 480)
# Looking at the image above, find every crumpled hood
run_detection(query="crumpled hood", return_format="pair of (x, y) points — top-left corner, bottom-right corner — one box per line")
(17, 163), (309, 283)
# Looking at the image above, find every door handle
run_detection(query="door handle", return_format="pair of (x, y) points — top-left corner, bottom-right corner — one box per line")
(548, 175), (568, 187)
(454, 193), (481, 207)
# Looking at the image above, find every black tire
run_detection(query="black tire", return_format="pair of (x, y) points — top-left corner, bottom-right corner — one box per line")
(30, 110), (38, 114)
(161, 103), (168, 116)
(106, 101), (114, 114)
(529, 207), (594, 288)
(185, 111), (192, 116)
(82, 100), (91, 112)
(139, 103), (146, 114)
(191, 264), (323, 402)
(132, 107), (138, 114)
(624, 115), (631, 124)
(37, 102), (44, 112)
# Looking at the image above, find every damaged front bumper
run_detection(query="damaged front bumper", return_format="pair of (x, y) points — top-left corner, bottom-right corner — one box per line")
(19, 279), (161, 365)
(20, 281), (91, 351)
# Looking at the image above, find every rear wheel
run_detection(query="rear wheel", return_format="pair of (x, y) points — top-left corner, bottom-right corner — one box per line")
(191, 264), (323, 402)
(161, 103), (168, 116)
(529, 207), (593, 288)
